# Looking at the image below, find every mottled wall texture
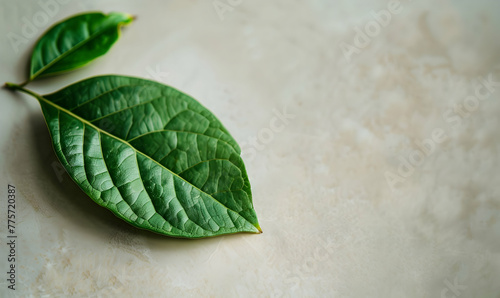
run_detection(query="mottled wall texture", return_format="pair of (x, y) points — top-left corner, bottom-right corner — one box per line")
(1, 0), (499, 297)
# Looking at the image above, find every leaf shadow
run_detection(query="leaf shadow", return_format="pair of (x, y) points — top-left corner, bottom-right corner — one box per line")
(7, 106), (240, 254)
(16, 109), (227, 252)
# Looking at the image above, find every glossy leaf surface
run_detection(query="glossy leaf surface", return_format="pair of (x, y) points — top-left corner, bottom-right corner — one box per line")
(29, 12), (133, 81)
(33, 75), (260, 238)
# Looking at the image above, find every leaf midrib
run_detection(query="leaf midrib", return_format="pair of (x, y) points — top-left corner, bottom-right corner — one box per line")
(34, 91), (254, 227)
(31, 18), (125, 80)
(46, 76), (241, 153)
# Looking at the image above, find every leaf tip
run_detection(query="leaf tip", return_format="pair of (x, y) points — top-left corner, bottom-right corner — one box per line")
(118, 12), (135, 24)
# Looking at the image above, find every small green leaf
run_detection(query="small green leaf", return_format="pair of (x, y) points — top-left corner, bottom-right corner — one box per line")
(10, 76), (261, 238)
(29, 12), (133, 82)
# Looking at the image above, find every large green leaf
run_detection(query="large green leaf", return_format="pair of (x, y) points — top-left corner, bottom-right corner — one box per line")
(29, 12), (133, 82)
(11, 76), (261, 238)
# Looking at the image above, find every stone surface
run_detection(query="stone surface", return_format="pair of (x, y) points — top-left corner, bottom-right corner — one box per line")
(0, 0), (499, 296)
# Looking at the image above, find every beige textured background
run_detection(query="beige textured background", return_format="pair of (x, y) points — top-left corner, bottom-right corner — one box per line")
(1, 0), (500, 297)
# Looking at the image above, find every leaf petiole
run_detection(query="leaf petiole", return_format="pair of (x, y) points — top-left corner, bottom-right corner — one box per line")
(4, 82), (39, 99)
(17, 80), (30, 88)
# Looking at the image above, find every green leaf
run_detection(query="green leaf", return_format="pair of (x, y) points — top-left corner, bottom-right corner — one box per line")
(11, 76), (261, 238)
(29, 12), (133, 82)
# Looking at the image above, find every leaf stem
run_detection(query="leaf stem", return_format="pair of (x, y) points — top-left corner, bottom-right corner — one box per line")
(18, 80), (30, 87)
(4, 82), (39, 98)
